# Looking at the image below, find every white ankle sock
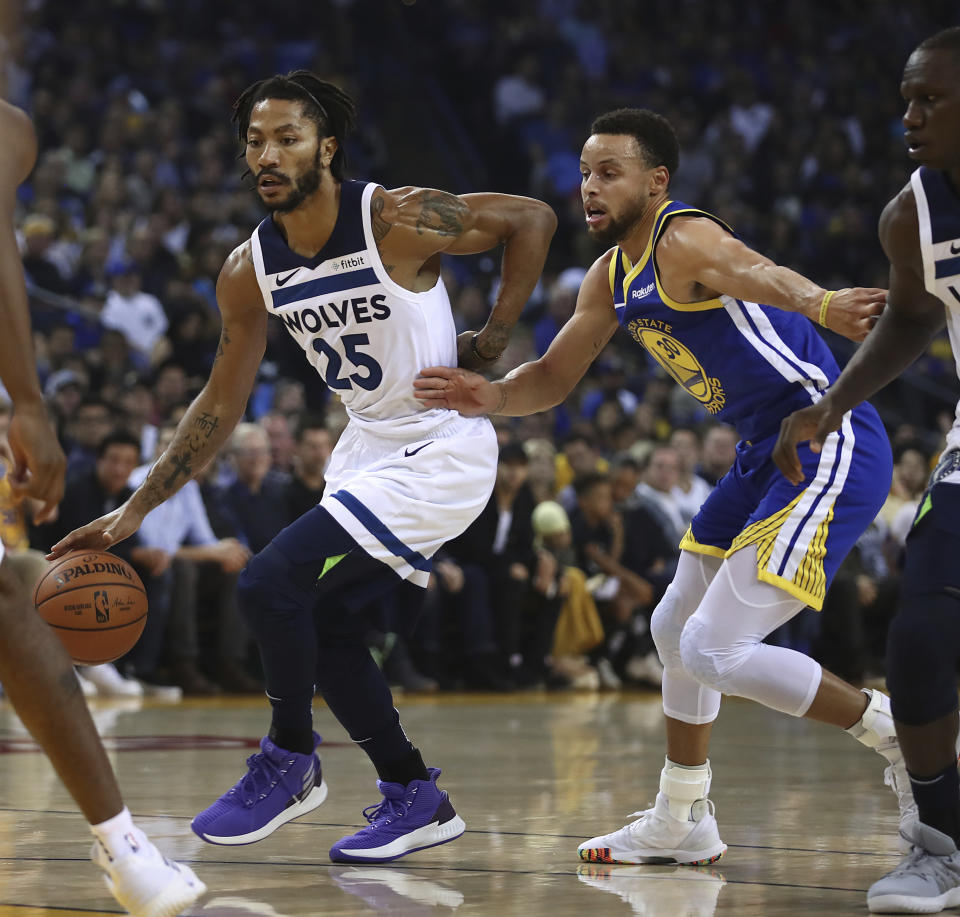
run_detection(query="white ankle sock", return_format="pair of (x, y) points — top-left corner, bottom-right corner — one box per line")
(90, 807), (139, 859)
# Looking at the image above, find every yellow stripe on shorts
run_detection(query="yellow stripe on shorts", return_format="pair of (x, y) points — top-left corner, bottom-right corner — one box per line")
(727, 493), (833, 610)
(679, 526), (728, 558)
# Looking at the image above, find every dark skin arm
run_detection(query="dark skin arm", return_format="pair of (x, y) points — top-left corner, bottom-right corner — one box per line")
(373, 187), (557, 368)
(0, 101), (65, 522)
(413, 251), (619, 414)
(773, 183), (946, 485)
(47, 243), (267, 558)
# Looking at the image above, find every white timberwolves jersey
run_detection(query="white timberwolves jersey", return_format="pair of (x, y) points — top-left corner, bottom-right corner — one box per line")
(912, 167), (960, 455)
(249, 180), (458, 437)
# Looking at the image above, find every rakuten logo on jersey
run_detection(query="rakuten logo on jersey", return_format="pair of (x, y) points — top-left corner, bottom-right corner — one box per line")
(631, 283), (656, 300)
(329, 254), (367, 272)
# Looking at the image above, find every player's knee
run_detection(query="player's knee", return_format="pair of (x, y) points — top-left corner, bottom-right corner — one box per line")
(651, 584), (690, 671)
(237, 544), (310, 632)
(886, 591), (960, 725)
(679, 615), (753, 691)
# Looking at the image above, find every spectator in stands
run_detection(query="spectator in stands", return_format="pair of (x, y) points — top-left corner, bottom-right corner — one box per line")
(879, 440), (930, 534)
(634, 444), (686, 547)
(261, 410), (296, 474)
(442, 443), (538, 689)
(100, 262), (168, 363)
(698, 423), (738, 485)
(128, 425), (252, 695)
(669, 427), (713, 525)
(64, 397), (116, 479)
(220, 423), (292, 554)
(286, 417), (332, 520)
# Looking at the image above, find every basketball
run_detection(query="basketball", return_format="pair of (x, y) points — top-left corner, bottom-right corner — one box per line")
(34, 550), (147, 666)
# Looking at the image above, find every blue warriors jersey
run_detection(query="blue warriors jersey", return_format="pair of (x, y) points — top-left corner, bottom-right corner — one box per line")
(610, 200), (841, 441)
(912, 167), (960, 457)
(249, 179), (458, 437)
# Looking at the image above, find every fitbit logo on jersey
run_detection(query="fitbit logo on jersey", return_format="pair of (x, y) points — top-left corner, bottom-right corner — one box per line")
(279, 294), (391, 334)
(329, 254), (367, 272)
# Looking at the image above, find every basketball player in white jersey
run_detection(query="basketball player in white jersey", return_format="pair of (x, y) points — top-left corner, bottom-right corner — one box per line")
(49, 71), (556, 863)
(0, 101), (205, 915)
(776, 27), (960, 914)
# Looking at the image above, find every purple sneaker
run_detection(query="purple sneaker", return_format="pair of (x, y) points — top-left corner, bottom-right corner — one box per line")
(329, 767), (465, 863)
(191, 732), (327, 845)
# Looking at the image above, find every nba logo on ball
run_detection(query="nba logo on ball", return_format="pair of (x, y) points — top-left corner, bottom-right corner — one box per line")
(35, 550), (148, 665)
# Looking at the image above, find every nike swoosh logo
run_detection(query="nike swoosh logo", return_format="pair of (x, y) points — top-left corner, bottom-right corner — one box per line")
(951, 242), (960, 255)
(276, 269), (301, 287)
(404, 442), (433, 457)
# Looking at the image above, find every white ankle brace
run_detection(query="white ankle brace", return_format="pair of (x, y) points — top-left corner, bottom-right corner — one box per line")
(660, 757), (712, 821)
(846, 689), (895, 749)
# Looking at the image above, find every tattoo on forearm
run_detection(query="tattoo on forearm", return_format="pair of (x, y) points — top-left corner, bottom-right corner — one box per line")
(195, 412), (220, 438)
(493, 382), (508, 415)
(372, 195), (392, 242)
(477, 319), (510, 358)
(415, 191), (467, 237)
(162, 451), (194, 490)
(214, 327), (231, 364)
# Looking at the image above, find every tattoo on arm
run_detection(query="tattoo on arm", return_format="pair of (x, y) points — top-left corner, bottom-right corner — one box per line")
(162, 451), (194, 491)
(194, 412), (220, 438)
(415, 191), (467, 237)
(214, 327), (231, 364)
(477, 319), (510, 359)
(372, 195), (392, 243)
(493, 381), (508, 415)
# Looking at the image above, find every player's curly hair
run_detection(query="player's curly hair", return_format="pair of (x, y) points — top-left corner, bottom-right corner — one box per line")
(590, 108), (680, 182)
(233, 71), (358, 180)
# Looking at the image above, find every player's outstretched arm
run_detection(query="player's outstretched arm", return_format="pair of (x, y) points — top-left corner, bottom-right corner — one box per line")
(47, 244), (267, 559)
(656, 215), (886, 342)
(0, 102), (66, 523)
(415, 254), (619, 416)
(375, 187), (557, 366)
(773, 189), (946, 484)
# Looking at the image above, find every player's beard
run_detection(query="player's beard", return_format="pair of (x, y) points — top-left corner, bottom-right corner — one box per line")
(589, 195), (649, 247)
(262, 151), (323, 214)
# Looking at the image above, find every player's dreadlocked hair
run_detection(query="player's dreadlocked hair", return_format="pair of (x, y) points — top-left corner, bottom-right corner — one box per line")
(233, 71), (358, 180)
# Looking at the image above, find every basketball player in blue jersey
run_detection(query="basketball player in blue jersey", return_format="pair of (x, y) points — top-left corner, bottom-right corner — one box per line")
(776, 28), (960, 914)
(417, 108), (914, 866)
(0, 102), (205, 915)
(49, 71), (556, 863)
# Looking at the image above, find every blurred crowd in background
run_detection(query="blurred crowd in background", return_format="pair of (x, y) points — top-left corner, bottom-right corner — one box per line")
(2, 0), (958, 698)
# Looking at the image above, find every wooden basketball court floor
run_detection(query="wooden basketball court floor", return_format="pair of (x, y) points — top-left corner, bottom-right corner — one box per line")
(0, 690), (909, 916)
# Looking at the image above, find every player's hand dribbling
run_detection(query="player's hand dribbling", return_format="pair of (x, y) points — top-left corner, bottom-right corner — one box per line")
(7, 404), (66, 524)
(773, 399), (845, 486)
(46, 502), (145, 561)
(414, 365), (503, 416)
(821, 288), (886, 342)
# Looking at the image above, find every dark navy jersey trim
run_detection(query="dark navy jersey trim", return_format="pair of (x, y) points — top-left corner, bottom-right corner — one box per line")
(330, 490), (433, 573)
(271, 268), (379, 308)
(920, 168), (960, 244)
(257, 179), (370, 273)
(935, 256), (960, 280)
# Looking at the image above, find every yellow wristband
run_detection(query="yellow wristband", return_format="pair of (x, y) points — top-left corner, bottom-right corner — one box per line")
(818, 290), (835, 328)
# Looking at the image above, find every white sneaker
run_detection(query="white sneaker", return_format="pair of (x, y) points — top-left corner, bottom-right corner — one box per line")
(81, 664), (144, 698)
(76, 670), (98, 698)
(578, 792), (727, 866)
(92, 827), (206, 917)
(625, 651), (664, 687)
(596, 658), (622, 690)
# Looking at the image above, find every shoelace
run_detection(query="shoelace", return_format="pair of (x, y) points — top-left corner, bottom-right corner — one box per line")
(888, 845), (960, 886)
(234, 751), (290, 806)
(362, 787), (418, 827)
(884, 764), (919, 818)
